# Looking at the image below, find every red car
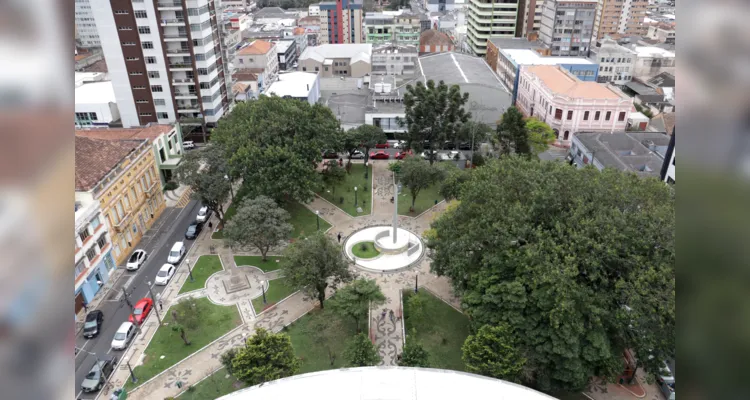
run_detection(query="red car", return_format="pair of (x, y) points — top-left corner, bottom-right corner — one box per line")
(369, 150), (390, 160)
(129, 298), (153, 325)
(374, 142), (389, 148)
(395, 150), (413, 159)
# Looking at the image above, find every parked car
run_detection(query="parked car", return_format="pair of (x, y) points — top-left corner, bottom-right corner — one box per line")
(185, 222), (203, 239)
(111, 322), (136, 350)
(349, 150), (365, 159)
(395, 150), (413, 159)
(125, 249), (147, 271)
(374, 142), (389, 149)
(155, 264), (176, 286)
(458, 141), (474, 150)
(442, 141), (457, 150)
(387, 140), (404, 149)
(128, 298), (153, 325)
(182, 141), (195, 149)
(80, 356), (117, 393)
(369, 150), (390, 160)
(322, 149), (338, 159)
(421, 150), (438, 160)
(82, 310), (104, 339)
(196, 206), (212, 223)
(167, 241), (186, 264)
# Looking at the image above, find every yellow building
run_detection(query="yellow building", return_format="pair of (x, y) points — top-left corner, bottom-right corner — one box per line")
(75, 136), (166, 265)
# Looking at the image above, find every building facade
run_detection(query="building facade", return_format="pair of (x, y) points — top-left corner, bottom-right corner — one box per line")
(276, 40), (298, 70)
(515, 65), (632, 144)
(419, 29), (455, 54)
(364, 11), (422, 46)
(646, 24), (675, 44)
(467, 0), (522, 56)
(75, 81), (121, 128)
(538, 0), (597, 57)
(235, 40), (280, 90)
(75, 136), (167, 266)
(298, 44), (372, 77)
(590, 38), (637, 84)
(319, 0), (364, 44)
(309, 3), (321, 16)
(660, 130), (675, 184)
(91, 0), (230, 128)
(266, 72), (321, 105)
(424, 0), (458, 12)
(371, 44), (418, 75)
(521, 0), (544, 37)
(593, 0), (648, 41)
(74, 200), (116, 313)
(75, 0), (100, 48)
(632, 46), (675, 79)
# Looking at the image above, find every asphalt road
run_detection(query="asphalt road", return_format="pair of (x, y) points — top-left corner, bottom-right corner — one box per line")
(74, 199), (202, 399)
(329, 147), (476, 161)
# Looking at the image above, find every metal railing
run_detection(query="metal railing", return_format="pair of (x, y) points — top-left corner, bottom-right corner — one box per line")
(169, 63), (192, 68)
(163, 33), (188, 39)
(157, 1), (182, 7)
(172, 78), (194, 83)
(176, 105), (199, 110)
(166, 48), (190, 54)
(160, 18), (185, 24)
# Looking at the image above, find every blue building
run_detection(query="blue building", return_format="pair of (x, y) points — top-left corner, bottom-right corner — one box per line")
(74, 200), (116, 315)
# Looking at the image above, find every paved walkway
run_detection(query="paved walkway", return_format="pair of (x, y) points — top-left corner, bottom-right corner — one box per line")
(107, 160), (460, 399)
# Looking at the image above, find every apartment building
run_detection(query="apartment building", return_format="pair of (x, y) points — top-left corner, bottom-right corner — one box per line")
(298, 44), (372, 77)
(372, 44), (418, 75)
(521, 0), (544, 37)
(424, 0), (459, 12)
(364, 11), (422, 46)
(646, 23), (675, 44)
(632, 45), (675, 79)
(309, 3), (321, 16)
(91, 0), (230, 129)
(276, 40), (298, 70)
(319, 0), (364, 44)
(538, 0), (597, 57)
(75, 0), (100, 48)
(74, 200), (116, 313)
(515, 65), (633, 144)
(466, 0), (522, 56)
(593, 0), (648, 41)
(235, 40), (279, 90)
(589, 38), (637, 84)
(75, 136), (166, 266)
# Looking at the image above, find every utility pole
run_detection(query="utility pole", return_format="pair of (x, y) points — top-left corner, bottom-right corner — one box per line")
(146, 281), (162, 325)
(122, 287), (141, 334)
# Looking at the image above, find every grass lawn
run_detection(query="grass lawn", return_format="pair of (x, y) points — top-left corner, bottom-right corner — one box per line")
(252, 278), (297, 313)
(124, 298), (241, 391)
(180, 369), (246, 400)
(403, 290), (470, 371)
(284, 306), (362, 374)
(351, 241), (379, 258)
(284, 201), (331, 239)
(234, 255), (285, 272)
(178, 255), (223, 294)
(397, 183), (443, 216)
(317, 163), (372, 216)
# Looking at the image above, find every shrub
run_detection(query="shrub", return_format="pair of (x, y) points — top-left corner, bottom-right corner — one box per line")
(220, 347), (240, 376)
(163, 181), (179, 192)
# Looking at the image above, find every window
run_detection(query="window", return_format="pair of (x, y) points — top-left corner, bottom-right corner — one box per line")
(584, 111), (589, 120)
(122, 42), (136, 46)
(126, 57), (140, 61)
(146, 56), (157, 64)
(142, 41), (154, 49)
(595, 111), (600, 120)
(567, 111), (573, 120)
(134, 10), (147, 18)
(96, 235), (108, 250)
(78, 228), (90, 243)
(135, 99), (149, 104)
(605, 111), (611, 121)
(75, 261), (85, 277)
(239, 59), (244, 64)
(118, 26), (133, 31)
(325, 67), (329, 71)
(114, 10), (128, 14)
(138, 26), (151, 34)
(139, 112), (153, 116)
(148, 71), (160, 79)
(554, 109), (563, 120)
(154, 98), (166, 106)
(157, 112), (169, 119)
(197, 68), (208, 75)
(133, 85), (146, 90)
(302, 67), (307, 71)
(90, 216), (101, 230)
(315, 67), (319, 72)
(618, 111), (626, 121)
(129, 71), (143, 76)
(86, 247), (97, 262)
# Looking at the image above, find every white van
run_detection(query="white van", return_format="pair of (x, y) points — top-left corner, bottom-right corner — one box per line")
(167, 241), (185, 264)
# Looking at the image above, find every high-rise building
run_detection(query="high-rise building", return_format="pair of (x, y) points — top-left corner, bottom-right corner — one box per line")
(319, 0), (364, 44)
(538, 0), (597, 57)
(91, 0), (230, 129)
(466, 0), (522, 56)
(75, 0), (100, 48)
(364, 11), (421, 46)
(593, 0), (649, 41)
(520, 0), (544, 38)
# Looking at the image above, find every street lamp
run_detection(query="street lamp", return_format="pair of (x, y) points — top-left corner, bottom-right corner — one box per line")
(315, 210), (320, 231)
(354, 186), (358, 206)
(186, 258), (194, 282)
(224, 174), (234, 201)
(146, 281), (163, 325)
(261, 281), (267, 304)
(197, 112), (207, 144)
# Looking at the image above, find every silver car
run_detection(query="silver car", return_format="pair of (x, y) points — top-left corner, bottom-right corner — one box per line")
(111, 322), (136, 351)
(80, 357), (117, 393)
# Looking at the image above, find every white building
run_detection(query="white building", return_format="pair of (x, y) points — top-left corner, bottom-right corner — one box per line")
(309, 3), (321, 16)
(75, 0), (100, 48)
(632, 46), (675, 79)
(371, 44), (418, 75)
(75, 81), (121, 128)
(466, 0), (522, 55)
(590, 38), (637, 84)
(236, 40), (279, 90)
(266, 72), (321, 105)
(74, 198), (116, 312)
(91, 0), (231, 128)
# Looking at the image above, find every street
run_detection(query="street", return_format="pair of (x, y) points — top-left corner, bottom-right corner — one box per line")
(74, 199), (202, 399)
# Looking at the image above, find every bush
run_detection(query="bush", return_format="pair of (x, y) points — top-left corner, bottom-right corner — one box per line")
(163, 181), (179, 192)
(472, 153), (485, 167)
(220, 348), (240, 376)
(359, 242), (368, 251)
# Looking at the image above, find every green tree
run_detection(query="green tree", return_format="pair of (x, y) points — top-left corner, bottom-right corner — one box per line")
(496, 107), (530, 157)
(406, 292), (428, 324)
(283, 232), (352, 309)
(224, 196), (292, 261)
(329, 278), (386, 333)
(175, 144), (232, 227)
(427, 157), (675, 391)
(397, 157), (439, 211)
(455, 120), (493, 150)
(525, 117), (556, 155)
(211, 96), (341, 204)
(220, 347), (240, 377)
(462, 324), (526, 383)
(434, 162), (469, 201)
(400, 341), (430, 367)
(344, 333), (381, 367)
(305, 309), (344, 366)
(321, 160), (346, 195)
(169, 298), (210, 346)
(231, 328), (300, 386)
(349, 124), (387, 164)
(398, 80), (471, 164)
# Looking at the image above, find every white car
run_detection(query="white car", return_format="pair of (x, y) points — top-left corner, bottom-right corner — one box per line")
(182, 141), (195, 149)
(154, 263), (176, 286)
(196, 206), (211, 223)
(387, 140), (404, 149)
(350, 150), (365, 159)
(111, 322), (136, 351)
(126, 250), (147, 271)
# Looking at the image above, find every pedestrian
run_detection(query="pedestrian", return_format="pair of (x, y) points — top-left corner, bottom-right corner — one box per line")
(208, 221), (213, 229)
(389, 309), (394, 322)
(337, 232), (342, 243)
(381, 309), (387, 320)
(158, 300), (163, 311)
(82, 301), (88, 313)
(338, 157), (343, 167)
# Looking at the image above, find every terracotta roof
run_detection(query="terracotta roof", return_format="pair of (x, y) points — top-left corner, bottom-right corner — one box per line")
(80, 59), (109, 73)
(75, 125), (174, 142)
(652, 112), (675, 135)
(526, 65), (622, 99)
(237, 40), (275, 56)
(75, 136), (145, 191)
(419, 30), (453, 48)
(234, 68), (262, 81)
(293, 27), (306, 35)
(298, 16), (320, 25)
(233, 82), (250, 94)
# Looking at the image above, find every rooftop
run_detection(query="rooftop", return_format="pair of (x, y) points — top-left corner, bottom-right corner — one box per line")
(300, 44), (373, 63)
(75, 137), (146, 192)
(525, 65), (623, 99)
(75, 81), (116, 104)
(647, 72), (675, 88)
(75, 125), (174, 141)
(487, 36), (544, 51)
(235, 68), (264, 81)
(502, 49), (596, 66)
(275, 40), (295, 53)
(373, 44), (418, 54)
(633, 46), (675, 58)
(238, 40), (275, 55)
(267, 72), (318, 98)
(574, 132), (671, 178)
(419, 29), (454, 48)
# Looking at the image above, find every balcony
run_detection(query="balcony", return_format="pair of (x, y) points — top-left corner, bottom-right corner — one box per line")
(113, 211), (132, 233)
(172, 78), (195, 85)
(179, 117), (203, 125)
(169, 63), (193, 71)
(177, 105), (201, 113)
(163, 33), (189, 41)
(157, 1), (183, 10)
(160, 18), (186, 27)
(175, 92), (199, 99)
(166, 48), (191, 56)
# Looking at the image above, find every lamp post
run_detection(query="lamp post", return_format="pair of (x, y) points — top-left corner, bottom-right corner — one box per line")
(415, 273), (419, 293)
(146, 281), (162, 325)
(354, 186), (358, 206)
(126, 359), (138, 383)
(186, 258), (194, 282)
(224, 174), (234, 201)
(261, 281), (267, 304)
(315, 210), (320, 231)
(197, 112), (207, 144)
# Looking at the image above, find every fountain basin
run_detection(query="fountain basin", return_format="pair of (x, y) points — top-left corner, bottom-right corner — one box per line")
(344, 226), (424, 272)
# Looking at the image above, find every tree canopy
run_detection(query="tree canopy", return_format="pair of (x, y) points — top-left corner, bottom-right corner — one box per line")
(231, 328), (300, 385)
(344, 333), (381, 367)
(462, 324), (526, 383)
(434, 162), (470, 201)
(496, 107), (530, 157)
(224, 195), (292, 260)
(175, 144), (232, 227)
(525, 117), (556, 155)
(397, 157), (440, 210)
(427, 157), (675, 391)
(398, 80), (471, 160)
(347, 124), (387, 164)
(282, 232), (352, 309)
(329, 278), (386, 333)
(399, 340), (430, 367)
(210, 96), (342, 203)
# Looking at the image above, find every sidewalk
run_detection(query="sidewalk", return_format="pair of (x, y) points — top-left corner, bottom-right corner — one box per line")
(75, 268), (126, 333)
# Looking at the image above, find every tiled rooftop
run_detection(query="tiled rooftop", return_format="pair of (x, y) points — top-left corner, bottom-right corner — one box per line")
(75, 125), (174, 142)
(75, 137), (145, 191)
(526, 65), (622, 99)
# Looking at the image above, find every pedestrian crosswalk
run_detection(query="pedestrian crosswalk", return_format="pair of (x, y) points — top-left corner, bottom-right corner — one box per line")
(175, 188), (193, 208)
